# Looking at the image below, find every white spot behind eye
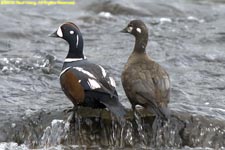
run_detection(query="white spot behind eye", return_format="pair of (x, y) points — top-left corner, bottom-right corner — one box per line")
(57, 26), (63, 37)
(127, 26), (133, 33)
(70, 30), (74, 34)
(136, 28), (142, 33)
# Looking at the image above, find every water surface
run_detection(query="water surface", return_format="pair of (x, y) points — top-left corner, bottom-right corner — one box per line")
(1, 0), (225, 149)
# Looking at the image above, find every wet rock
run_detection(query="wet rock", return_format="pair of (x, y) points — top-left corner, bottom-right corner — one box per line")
(1, 108), (225, 149)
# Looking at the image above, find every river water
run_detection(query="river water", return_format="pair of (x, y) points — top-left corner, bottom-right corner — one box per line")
(0, 0), (225, 149)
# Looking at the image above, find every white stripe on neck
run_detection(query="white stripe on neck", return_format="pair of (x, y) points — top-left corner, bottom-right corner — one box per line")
(64, 56), (87, 62)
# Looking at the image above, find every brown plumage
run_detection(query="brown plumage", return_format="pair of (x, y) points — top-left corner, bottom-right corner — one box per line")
(121, 20), (170, 120)
(60, 69), (85, 105)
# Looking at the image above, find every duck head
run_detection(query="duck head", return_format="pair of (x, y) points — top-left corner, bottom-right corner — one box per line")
(50, 22), (84, 58)
(121, 20), (148, 52)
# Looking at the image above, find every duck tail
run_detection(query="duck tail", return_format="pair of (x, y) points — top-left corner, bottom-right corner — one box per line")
(99, 95), (127, 123)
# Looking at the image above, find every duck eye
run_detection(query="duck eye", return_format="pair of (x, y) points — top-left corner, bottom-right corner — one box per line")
(70, 30), (74, 34)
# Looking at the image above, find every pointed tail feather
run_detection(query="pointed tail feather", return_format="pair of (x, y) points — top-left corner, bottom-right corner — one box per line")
(137, 92), (170, 121)
(99, 96), (127, 123)
(148, 105), (170, 121)
(158, 106), (170, 120)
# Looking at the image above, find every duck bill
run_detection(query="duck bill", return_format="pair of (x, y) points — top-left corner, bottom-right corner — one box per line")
(48, 30), (59, 37)
(120, 27), (128, 33)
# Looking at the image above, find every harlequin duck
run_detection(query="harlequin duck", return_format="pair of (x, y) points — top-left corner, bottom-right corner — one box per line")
(120, 20), (170, 120)
(49, 22), (126, 121)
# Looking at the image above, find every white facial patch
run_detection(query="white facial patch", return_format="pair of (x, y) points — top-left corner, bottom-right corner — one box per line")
(73, 67), (96, 79)
(70, 30), (74, 34)
(164, 77), (170, 90)
(136, 27), (141, 33)
(109, 77), (116, 87)
(127, 26), (133, 33)
(76, 34), (79, 48)
(57, 26), (63, 37)
(98, 65), (107, 77)
(87, 78), (101, 89)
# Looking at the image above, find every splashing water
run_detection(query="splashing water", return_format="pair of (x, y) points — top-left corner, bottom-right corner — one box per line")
(40, 119), (70, 148)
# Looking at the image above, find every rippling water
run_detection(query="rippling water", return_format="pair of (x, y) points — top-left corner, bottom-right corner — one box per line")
(1, 0), (225, 149)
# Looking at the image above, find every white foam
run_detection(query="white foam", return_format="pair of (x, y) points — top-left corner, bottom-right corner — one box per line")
(51, 119), (64, 127)
(2, 66), (8, 72)
(205, 54), (217, 61)
(3, 58), (9, 64)
(204, 102), (210, 105)
(0, 142), (29, 150)
(187, 16), (204, 23)
(160, 17), (172, 23)
(98, 11), (112, 18)
(11, 123), (16, 128)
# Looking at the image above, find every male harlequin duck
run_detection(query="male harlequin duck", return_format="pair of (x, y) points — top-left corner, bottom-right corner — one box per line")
(120, 20), (170, 120)
(49, 22), (126, 121)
